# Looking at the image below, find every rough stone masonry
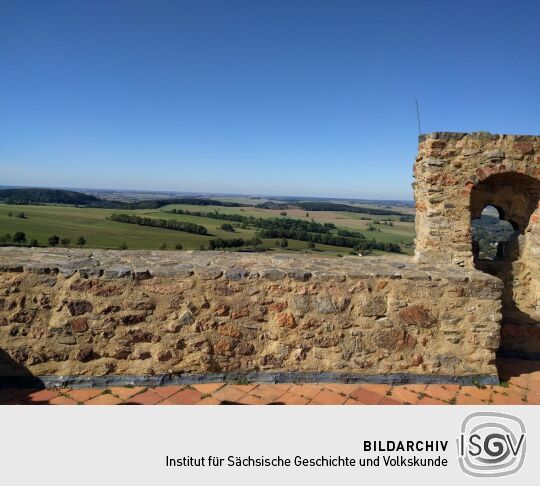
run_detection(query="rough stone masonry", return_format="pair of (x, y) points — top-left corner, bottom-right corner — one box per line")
(414, 132), (540, 357)
(2, 131), (539, 386)
(0, 248), (501, 386)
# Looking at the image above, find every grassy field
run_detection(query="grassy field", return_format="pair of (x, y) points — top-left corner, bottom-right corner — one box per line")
(0, 202), (415, 256)
(160, 204), (415, 247)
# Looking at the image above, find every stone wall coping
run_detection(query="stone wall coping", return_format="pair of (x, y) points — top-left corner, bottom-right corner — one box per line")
(0, 372), (499, 388)
(418, 131), (540, 142)
(0, 247), (500, 284)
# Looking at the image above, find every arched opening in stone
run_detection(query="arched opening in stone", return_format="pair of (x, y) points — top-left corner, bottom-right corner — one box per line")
(470, 172), (540, 357)
(471, 205), (518, 261)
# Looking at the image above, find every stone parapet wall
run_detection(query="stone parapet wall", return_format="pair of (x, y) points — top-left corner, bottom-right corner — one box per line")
(413, 132), (540, 357)
(0, 248), (502, 385)
(414, 132), (540, 266)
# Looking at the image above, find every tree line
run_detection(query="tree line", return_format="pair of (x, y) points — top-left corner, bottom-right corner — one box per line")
(293, 201), (404, 216)
(208, 237), (262, 250)
(163, 208), (336, 233)
(107, 213), (209, 235)
(253, 228), (400, 252)
(0, 232), (86, 247)
(97, 197), (247, 210)
(0, 188), (100, 205)
(399, 215), (414, 222)
(0, 188), (248, 210)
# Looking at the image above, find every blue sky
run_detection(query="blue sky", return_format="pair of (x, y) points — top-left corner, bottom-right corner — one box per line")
(1, 0), (539, 200)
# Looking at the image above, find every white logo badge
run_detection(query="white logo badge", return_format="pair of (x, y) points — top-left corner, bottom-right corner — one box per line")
(457, 411), (526, 477)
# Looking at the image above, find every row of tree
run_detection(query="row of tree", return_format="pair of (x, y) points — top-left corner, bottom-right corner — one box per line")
(255, 228), (401, 253)
(0, 188), (248, 210)
(254, 228), (360, 248)
(208, 237), (262, 250)
(0, 188), (100, 205)
(294, 201), (403, 215)
(337, 228), (365, 238)
(0, 232), (86, 247)
(108, 213), (209, 235)
(0, 232), (32, 245)
(399, 215), (414, 222)
(163, 208), (336, 234)
(48, 235), (87, 247)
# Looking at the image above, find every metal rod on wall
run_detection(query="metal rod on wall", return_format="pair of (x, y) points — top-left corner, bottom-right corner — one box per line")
(415, 99), (421, 135)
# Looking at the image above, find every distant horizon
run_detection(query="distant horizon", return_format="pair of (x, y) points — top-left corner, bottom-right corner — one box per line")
(0, 184), (414, 204)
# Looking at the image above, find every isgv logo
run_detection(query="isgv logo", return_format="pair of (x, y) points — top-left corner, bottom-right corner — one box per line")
(457, 411), (526, 477)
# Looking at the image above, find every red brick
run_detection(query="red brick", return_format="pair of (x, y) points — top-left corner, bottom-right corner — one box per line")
(109, 387), (145, 400)
(506, 384), (527, 400)
(237, 394), (269, 405)
(192, 383), (225, 394)
(123, 389), (164, 405)
(417, 396), (446, 405)
(357, 383), (392, 395)
(527, 380), (540, 393)
(349, 387), (385, 405)
(85, 393), (123, 405)
(287, 384), (323, 399)
(65, 389), (103, 403)
(379, 396), (402, 405)
(508, 375), (529, 390)
(525, 391), (540, 404)
(324, 384), (359, 396)
(197, 397), (221, 405)
(424, 384), (459, 402)
(230, 384), (258, 394)
(389, 387), (420, 404)
(455, 394), (489, 405)
(24, 389), (61, 404)
(273, 384), (293, 392)
(311, 389), (347, 405)
(490, 393), (527, 405)
(166, 388), (203, 405)
(404, 384), (428, 394)
(153, 385), (185, 399)
(212, 386), (247, 404)
(343, 398), (364, 405)
(528, 370), (540, 380)
(273, 391), (309, 405)
(48, 395), (79, 405)
(458, 386), (492, 402)
(251, 384), (287, 402)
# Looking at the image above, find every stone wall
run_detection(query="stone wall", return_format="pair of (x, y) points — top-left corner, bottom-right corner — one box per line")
(414, 132), (540, 266)
(414, 132), (540, 357)
(0, 248), (502, 385)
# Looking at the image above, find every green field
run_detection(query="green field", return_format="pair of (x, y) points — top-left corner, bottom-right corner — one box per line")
(0, 202), (415, 256)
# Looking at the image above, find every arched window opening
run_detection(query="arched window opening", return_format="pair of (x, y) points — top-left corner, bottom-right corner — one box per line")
(470, 172), (540, 357)
(471, 205), (519, 262)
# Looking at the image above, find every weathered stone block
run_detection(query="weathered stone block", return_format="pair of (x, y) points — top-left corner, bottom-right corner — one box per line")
(67, 300), (93, 316)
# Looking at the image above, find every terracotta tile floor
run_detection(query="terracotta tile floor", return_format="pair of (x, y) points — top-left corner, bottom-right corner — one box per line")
(1, 358), (539, 405)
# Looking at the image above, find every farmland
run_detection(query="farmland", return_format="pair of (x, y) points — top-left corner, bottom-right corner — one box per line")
(1, 192), (511, 260)
(0, 197), (415, 257)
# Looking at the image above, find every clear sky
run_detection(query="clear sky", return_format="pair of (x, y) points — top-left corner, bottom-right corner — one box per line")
(1, 0), (539, 200)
